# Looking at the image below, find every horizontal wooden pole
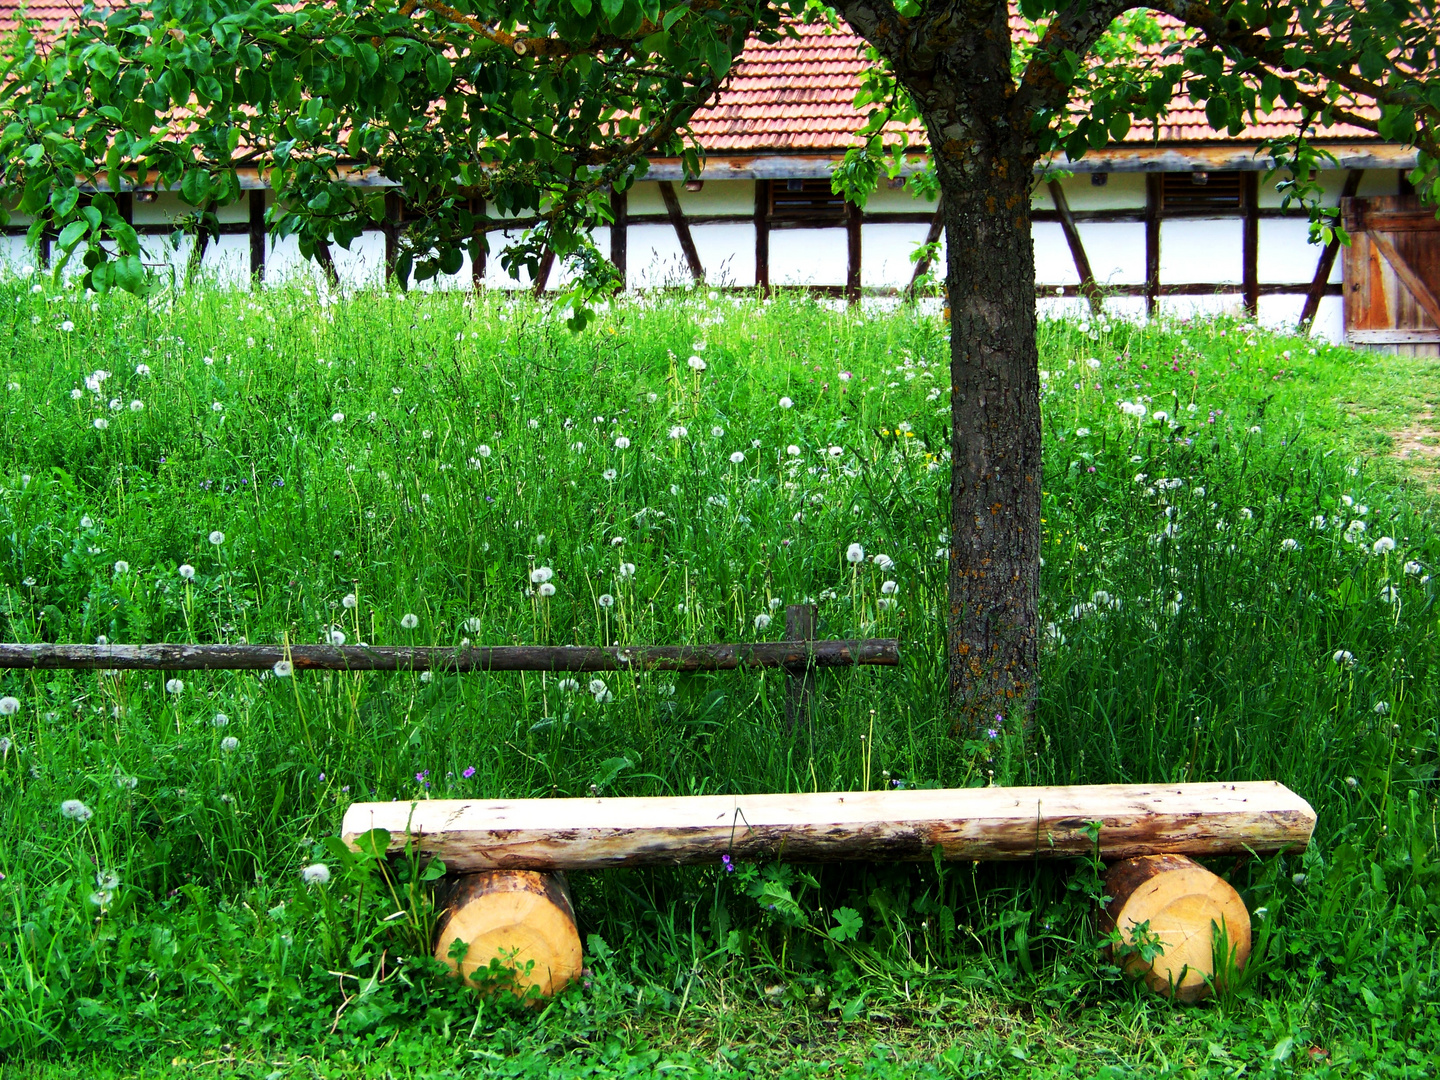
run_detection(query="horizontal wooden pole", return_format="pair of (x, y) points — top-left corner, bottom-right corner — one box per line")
(0, 639), (897, 673)
(341, 781), (1317, 871)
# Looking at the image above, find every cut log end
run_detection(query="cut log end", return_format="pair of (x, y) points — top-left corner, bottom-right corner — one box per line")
(433, 871), (582, 999)
(1102, 854), (1251, 1002)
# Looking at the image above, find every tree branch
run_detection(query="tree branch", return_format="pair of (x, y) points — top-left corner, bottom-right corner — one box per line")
(1015, 1), (1149, 120)
(830, 0), (908, 59)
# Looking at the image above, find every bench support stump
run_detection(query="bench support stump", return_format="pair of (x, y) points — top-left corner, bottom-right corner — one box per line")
(1101, 854), (1251, 1002)
(433, 870), (582, 998)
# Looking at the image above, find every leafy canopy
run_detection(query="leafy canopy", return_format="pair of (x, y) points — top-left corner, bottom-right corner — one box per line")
(2, 0), (1436, 308)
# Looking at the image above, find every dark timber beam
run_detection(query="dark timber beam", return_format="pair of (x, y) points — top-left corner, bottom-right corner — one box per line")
(1242, 173), (1260, 317)
(314, 241), (339, 287)
(471, 196), (487, 289)
(659, 181), (704, 283)
(1298, 169), (1364, 331)
(1047, 180), (1101, 314)
(1144, 174), (1162, 317)
(384, 192), (402, 286)
(845, 199), (862, 305)
(532, 247), (556, 297)
(755, 180), (770, 296)
(610, 187), (628, 288)
(906, 203), (946, 299)
(248, 189), (266, 283)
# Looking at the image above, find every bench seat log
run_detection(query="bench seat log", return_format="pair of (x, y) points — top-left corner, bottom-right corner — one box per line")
(342, 781), (1315, 872)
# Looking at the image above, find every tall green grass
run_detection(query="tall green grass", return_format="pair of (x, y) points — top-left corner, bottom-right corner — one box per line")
(1, 277), (1437, 1073)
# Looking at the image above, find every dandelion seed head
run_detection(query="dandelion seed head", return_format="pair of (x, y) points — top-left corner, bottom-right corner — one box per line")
(754, 613), (771, 630)
(221, 736), (239, 752)
(0, 696), (19, 716)
(273, 660), (293, 677)
(60, 799), (93, 822)
(178, 564), (195, 580)
(537, 582), (556, 597)
(400, 613), (419, 630)
(845, 543), (865, 564)
(208, 531), (225, 546)
(530, 566), (554, 584)
(301, 863), (331, 885)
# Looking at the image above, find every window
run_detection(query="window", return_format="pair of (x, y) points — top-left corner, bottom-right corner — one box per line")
(1160, 171), (1243, 212)
(768, 178), (849, 221)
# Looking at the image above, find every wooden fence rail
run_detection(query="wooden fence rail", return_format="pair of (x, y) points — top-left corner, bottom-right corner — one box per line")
(0, 638), (896, 674)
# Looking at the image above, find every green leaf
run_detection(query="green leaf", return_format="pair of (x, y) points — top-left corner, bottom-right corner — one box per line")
(571, 0), (593, 15)
(57, 219), (89, 251)
(829, 906), (863, 942)
(113, 254), (146, 295)
(424, 52), (452, 93)
(181, 168), (210, 206)
(600, 0), (624, 17)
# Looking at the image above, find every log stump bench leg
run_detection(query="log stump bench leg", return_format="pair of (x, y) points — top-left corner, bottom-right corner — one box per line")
(433, 870), (583, 998)
(1102, 854), (1251, 1002)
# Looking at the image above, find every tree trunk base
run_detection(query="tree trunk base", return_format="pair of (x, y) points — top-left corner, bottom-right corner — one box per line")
(433, 870), (582, 999)
(1101, 854), (1251, 1002)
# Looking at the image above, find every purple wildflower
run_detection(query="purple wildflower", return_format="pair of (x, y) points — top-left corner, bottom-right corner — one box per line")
(721, 854), (735, 874)
(462, 766), (476, 779)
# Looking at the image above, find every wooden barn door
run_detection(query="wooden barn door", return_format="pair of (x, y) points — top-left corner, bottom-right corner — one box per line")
(1342, 195), (1440, 356)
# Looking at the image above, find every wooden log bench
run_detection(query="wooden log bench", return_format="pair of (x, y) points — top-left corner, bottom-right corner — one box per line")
(342, 780), (1316, 1002)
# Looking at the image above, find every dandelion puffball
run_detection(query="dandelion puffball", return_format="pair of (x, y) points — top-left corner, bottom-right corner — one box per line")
(754, 613), (772, 630)
(0, 696), (19, 716)
(178, 564), (195, 580)
(61, 799), (93, 822)
(530, 566), (554, 584)
(617, 562), (636, 579)
(588, 678), (608, 696)
(786, 445), (800, 456)
(687, 355), (706, 370)
(465, 617), (483, 633)
(1332, 649), (1354, 667)
(209, 530), (225, 545)
(301, 863), (332, 885)
(1373, 536), (1396, 553)
(221, 736), (239, 752)
(558, 678), (580, 693)
(846, 543), (865, 564)
(93, 417), (109, 430)
(400, 613), (419, 629)
(113, 560), (130, 575)
(165, 678), (184, 695)
(598, 594), (615, 608)
(328, 628), (346, 646)
(614, 436), (630, 449)
(779, 396), (793, 409)
(273, 660), (293, 677)
(331, 412), (345, 423)
(342, 593), (358, 609)
(1280, 538), (1299, 551)
(729, 451), (745, 464)
(669, 425), (688, 439)
(873, 554), (895, 571)
(881, 580), (899, 595)
(602, 468), (618, 481)
(537, 582), (556, 597)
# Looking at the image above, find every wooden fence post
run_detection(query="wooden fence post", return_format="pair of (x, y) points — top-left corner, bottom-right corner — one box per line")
(785, 603), (816, 731)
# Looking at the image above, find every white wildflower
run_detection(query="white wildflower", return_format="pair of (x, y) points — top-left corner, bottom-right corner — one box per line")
(669, 425), (688, 439)
(328, 628), (346, 646)
(342, 593), (358, 609)
(1403, 561), (1422, 576)
(873, 554), (895, 571)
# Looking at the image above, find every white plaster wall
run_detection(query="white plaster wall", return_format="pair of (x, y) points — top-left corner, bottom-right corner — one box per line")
(688, 223), (755, 286)
(769, 227), (848, 286)
(1257, 218), (1334, 284)
(626, 222), (697, 289)
(1032, 222), (1080, 285)
(860, 223), (935, 288)
(1076, 222), (1148, 285)
(1160, 219), (1243, 283)
(1054, 172), (1148, 212)
(1157, 293), (1244, 320)
(865, 184), (936, 213)
(671, 180), (756, 217)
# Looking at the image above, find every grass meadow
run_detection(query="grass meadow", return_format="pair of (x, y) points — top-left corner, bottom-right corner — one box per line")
(1, 274), (1439, 1078)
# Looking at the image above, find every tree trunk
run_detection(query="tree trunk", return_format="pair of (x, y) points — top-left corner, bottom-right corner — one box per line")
(907, 12), (1042, 733)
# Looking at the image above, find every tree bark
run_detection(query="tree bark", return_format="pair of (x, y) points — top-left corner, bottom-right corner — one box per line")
(894, 4), (1042, 732)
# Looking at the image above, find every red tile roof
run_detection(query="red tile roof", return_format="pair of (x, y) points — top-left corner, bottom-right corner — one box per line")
(2, 3), (1382, 154)
(691, 21), (1377, 153)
